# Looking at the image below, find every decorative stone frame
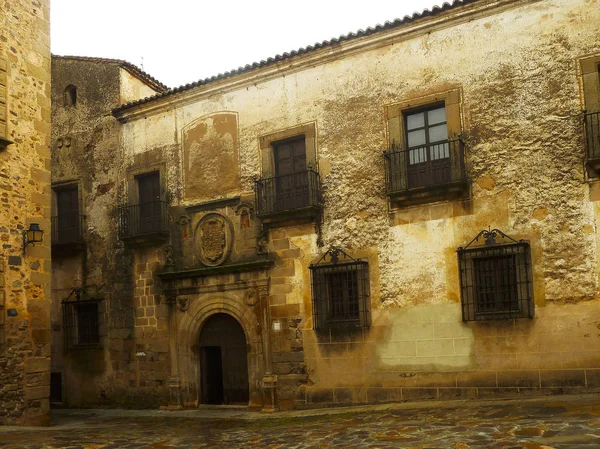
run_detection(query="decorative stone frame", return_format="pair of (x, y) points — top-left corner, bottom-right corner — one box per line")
(177, 292), (265, 408)
(51, 180), (83, 219)
(259, 122), (317, 178)
(126, 163), (167, 206)
(386, 88), (462, 148)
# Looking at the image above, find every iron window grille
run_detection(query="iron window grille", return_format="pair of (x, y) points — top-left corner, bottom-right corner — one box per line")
(62, 287), (101, 348)
(309, 248), (370, 330)
(457, 228), (534, 322)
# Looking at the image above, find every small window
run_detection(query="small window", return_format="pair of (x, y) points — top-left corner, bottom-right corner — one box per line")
(63, 293), (101, 348)
(64, 85), (77, 107)
(310, 248), (370, 330)
(458, 229), (534, 321)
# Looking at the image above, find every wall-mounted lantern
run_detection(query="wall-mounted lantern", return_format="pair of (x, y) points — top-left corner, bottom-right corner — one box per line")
(23, 223), (43, 255)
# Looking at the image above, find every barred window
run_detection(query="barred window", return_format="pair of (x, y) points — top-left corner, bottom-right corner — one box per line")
(310, 248), (370, 330)
(63, 293), (101, 348)
(458, 229), (534, 321)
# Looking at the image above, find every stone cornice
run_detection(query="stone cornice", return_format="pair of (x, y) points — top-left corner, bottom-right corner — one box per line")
(158, 257), (274, 281)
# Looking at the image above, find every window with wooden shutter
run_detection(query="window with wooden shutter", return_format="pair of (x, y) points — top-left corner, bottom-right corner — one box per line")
(118, 170), (168, 240)
(255, 123), (322, 223)
(52, 185), (84, 246)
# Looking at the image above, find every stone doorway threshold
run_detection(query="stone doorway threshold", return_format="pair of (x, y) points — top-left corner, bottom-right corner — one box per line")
(196, 404), (249, 410)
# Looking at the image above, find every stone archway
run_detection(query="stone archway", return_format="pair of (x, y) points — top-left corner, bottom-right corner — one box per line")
(177, 293), (264, 408)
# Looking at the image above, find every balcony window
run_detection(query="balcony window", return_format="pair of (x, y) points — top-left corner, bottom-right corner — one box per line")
(119, 171), (168, 242)
(385, 89), (467, 206)
(457, 229), (534, 321)
(310, 248), (370, 330)
(255, 136), (321, 222)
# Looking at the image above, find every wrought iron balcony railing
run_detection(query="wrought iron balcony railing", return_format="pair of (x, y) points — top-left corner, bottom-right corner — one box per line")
(255, 169), (322, 217)
(118, 200), (168, 240)
(384, 138), (467, 198)
(51, 214), (85, 246)
(585, 111), (600, 169)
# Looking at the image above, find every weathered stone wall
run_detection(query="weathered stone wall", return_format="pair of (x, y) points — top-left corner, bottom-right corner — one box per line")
(0, 0), (51, 425)
(51, 58), (166, 407)
(111, 0), (600, 408)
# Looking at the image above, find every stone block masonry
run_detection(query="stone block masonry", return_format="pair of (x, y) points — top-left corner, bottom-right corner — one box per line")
(0, 0), (52, 426)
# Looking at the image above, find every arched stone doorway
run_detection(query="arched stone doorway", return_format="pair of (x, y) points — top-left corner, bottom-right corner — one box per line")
(199, 313), (249, 405)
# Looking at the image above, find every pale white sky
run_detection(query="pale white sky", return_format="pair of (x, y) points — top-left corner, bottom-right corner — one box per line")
(51, 0), (442, 88)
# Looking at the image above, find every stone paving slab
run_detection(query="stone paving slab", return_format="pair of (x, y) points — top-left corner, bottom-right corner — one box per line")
(0, 395), (599, 448)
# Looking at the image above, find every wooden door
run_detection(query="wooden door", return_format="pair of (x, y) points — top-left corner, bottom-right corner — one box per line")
(201, 346), (224, 404)
(56, 187), (79, 242)
(274, 138), (308, 211)
(199, 314), (249, 405)
(137, 172), (161, 233)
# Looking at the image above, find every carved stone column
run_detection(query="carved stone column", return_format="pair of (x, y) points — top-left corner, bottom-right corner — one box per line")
(258, 283), (278, 412)
(165, 293), (183, 409)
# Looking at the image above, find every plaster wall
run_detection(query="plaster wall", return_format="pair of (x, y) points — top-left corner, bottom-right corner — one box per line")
(120, 71), (161, 105)
(116, 0), (600, 406)
(0, 0), (51, 425)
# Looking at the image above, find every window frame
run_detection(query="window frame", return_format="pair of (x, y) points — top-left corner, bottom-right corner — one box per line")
(385, 88), (466, 205)
(457, 229), (534, 322)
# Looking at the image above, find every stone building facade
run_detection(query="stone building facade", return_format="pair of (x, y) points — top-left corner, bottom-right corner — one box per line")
(50, 56), (167, 407)
(0, 0), (52, 425)
(52, 0), (600, 411)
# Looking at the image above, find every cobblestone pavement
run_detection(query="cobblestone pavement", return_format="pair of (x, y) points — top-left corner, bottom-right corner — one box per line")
(1, 395), (599, 448)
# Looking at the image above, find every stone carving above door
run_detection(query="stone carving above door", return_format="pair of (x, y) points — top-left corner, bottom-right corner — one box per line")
(195, 213), (233, 266)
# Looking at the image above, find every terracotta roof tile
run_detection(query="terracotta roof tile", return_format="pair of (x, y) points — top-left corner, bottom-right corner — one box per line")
(113, 0), (478, 115)
(53, 55), (169, 92)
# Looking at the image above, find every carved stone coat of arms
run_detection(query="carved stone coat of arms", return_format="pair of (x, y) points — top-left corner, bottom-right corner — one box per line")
(195, 213), (232, 266)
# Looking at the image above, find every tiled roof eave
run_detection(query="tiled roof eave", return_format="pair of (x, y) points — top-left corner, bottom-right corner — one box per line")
(113, 0), (498, 117)
(52, 55), (169, 92)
